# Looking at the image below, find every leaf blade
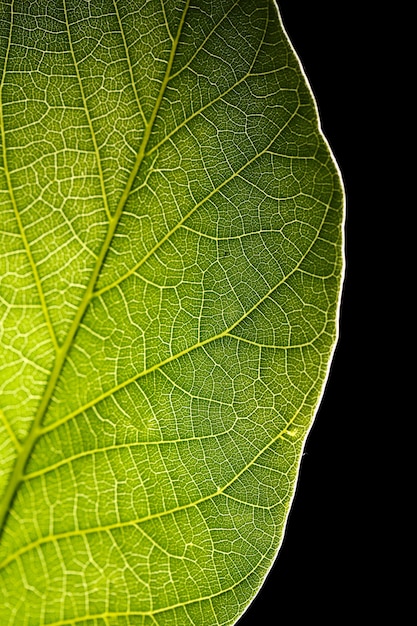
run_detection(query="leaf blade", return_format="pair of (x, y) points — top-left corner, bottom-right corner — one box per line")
(0, 1), (344, 624)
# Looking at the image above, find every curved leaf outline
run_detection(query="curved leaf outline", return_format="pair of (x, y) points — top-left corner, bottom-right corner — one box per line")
(0, 0), (344, 624)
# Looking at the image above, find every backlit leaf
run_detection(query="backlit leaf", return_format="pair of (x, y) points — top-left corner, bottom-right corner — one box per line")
(0, 1), (344, 624)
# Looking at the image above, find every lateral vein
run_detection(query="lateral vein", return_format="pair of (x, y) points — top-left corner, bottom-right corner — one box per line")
(0, 0), (59, 354)
(93, 105), (299, 299)
(0, 387), (311, 572)
(0, 408), (21, 453)
(0, 0), (191, 541)
(40, 194), (330, 437)
(62, 0), (112, 223)
(112, 0), (148, 127)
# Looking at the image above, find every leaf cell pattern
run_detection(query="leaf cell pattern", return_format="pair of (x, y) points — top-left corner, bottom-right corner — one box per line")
(0, 1), (344, 624)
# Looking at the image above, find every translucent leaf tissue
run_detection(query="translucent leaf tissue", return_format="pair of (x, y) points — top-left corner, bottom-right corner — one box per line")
(0, 1), (344, 624)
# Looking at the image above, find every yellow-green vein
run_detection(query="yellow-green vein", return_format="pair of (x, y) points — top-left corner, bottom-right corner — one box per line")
(0, 0), (59, 355)
(40, 191), (330, 438)
(62, 0), (112, 223)
(112, 0), (148, 127)
(92, 104), (299, 299)
(0, 382), (315, 571)
(0, 0), (191, 541)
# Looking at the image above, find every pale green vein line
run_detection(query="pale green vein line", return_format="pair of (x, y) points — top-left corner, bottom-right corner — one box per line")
(93, 106), (298, 300)
(0, 0), (191, 541)
(91, 5), (272, 300)
(22, 426), (238, 483)
(0, 382), (311, 571)
(146, 70), (252, 158)
(158, 367), (235, 407)
(20, 540), (267, 626)
(225, 328), (328, 350)
(180, 223), (312, 242)
(168, 0), (242, 82)
(104, 528), (150, 589)
(0, 0), (59, 355)
(147, 1), (268, 158)
(39, 332), (234, 435)
(160, 0), (174, 42)
(113, 0), (147, 126)
(62, 0), (111, 223)
(45, 195), (330, 436)
(135, 523), (197, 563)
(0, 409), (21, 453)
(221, 490), (275, 510)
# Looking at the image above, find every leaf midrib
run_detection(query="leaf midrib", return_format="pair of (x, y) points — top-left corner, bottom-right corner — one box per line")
(0, 0), (191, 539)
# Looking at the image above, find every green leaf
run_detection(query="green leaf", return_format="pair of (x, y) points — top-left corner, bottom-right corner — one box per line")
(0, 0), (344, 624)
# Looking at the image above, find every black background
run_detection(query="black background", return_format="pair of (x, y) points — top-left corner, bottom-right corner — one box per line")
(237, 1), (364, 623)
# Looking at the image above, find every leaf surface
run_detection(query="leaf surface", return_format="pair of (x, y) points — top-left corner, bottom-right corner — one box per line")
(0, 1), (344, 624)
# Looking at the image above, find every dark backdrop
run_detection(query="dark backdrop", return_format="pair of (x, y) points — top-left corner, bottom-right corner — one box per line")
(237, 1), (361, 623)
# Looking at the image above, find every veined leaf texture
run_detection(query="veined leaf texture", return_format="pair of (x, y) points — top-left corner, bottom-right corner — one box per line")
(0, 1), (344, 624)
